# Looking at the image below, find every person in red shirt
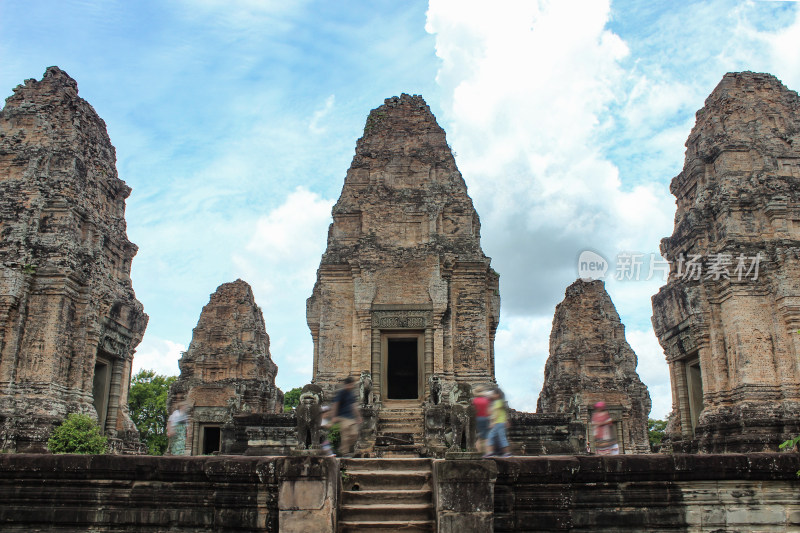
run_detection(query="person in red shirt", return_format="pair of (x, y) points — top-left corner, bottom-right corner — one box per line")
(591, 401), (619, 455)
(472, 386), (491, 456)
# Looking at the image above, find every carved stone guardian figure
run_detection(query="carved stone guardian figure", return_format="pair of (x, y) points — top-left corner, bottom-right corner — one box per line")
(360, 370), (373, 407)
(448, 383), (477, 454)
(429, 374), (442, 406)
(294, 384), (323, 451)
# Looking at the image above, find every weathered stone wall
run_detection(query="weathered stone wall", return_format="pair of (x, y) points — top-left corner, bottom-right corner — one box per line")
(1, 453), (798, 531)
(538, 280), (651, 453)
(169, 279), (282, 455)
(507, 411), (585, 456)
(652, 72), (800, 452)
(494, 453), (800, 532)
(222, 412), (297, 455)
(307, 94), (500, 402)
(0, 67), (148, 453)
(0, 454), (282, 532)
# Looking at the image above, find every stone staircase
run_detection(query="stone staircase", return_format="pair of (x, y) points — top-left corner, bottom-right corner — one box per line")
(373, 403), (424, 457)
(338, 458), (434, 533)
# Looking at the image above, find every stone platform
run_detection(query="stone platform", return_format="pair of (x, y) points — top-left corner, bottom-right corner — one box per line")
(1, 453), (798, 532)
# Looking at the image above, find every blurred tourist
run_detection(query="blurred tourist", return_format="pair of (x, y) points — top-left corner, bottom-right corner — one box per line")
(591, 401), (619, 455)
(167, 401), (188, 456)
(320, 405), (335, 456)
(331, 376), (362, 457)
(486, 388), (511, 457)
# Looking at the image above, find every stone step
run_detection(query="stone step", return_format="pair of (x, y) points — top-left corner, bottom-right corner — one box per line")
(379, 407), (423, 414)
(378, 416), (423, 424)
(338, 520), (434, 533)
(342, 458), (431, 470)
(379, 449), (422, 458)
(342, 470), (431, 491)
(375, 434), (418, 447)
(379, 408), (423, 415)
(342, 488), (432, 506)
(339, 503), (434, 523)
(377, 420), (423, 429)
(375, 427), (420, 434)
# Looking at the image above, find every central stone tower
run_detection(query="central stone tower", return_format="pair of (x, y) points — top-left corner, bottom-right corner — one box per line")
(307, 94), (500, 405)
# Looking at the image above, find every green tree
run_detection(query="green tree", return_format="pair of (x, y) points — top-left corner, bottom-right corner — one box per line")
(48, 413), (108, 454)
(128, 369), (176, 455)
(283, 387), (303, 413)
(648, 418), (667, 450)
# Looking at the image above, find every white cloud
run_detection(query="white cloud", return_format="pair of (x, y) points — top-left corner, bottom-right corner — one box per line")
(133, 337), (185, 377)
(626, 327), (672, 420)
(426, 1), (676, 399)
(310, 95), (336, 134)
(762, 6), (800, 89)
(426, 0), (658, 275)
(494, 315), (552, 412)
(234, 186), (333, 298)
(232, 186), (334, 392)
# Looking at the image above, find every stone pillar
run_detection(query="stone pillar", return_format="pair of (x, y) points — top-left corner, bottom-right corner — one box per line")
(371, 327), (381, 402)
(433, 459), (497, 532)
(424, 327), (434, 399)
(277, 456), (338, 533)
(105, 358), (122, 435)
(310, 326), (320, 378)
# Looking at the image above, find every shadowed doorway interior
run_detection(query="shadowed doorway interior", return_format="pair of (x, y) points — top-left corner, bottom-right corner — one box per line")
(387, 338), (419, 399)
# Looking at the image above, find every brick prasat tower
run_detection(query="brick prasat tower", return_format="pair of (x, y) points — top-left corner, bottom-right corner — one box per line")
(652, 72), (800, 453)
(0, 68), (147, 453)
(307, 94), (500, 407)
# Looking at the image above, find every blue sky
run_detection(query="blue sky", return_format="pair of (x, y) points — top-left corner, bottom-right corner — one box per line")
(2, 0), (799, 419)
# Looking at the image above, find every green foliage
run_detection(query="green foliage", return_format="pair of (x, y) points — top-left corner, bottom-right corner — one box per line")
(648, 418), (667, 449)
(22, 264), (36, 275)
(128, 369), (176, 455)
(363, 110), (385, 135)
(283, 387), (303, 413)
(779, 435), (800, 450)
(779, 435), (800, 477)
(328, 423), (341, 454)
(48, 413), (108, 454)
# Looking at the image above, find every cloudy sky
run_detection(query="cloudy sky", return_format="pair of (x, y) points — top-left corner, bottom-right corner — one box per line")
(2, 0), (799, 419)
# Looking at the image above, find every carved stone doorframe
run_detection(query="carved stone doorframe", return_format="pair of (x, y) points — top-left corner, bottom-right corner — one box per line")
(370, 306), (433, 404)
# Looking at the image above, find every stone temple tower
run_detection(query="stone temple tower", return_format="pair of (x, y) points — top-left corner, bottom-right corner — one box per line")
(652, 72), (800, 453)
(0, 68), (148, 453)
(307, 94), (500, 405)
(169, 279), (282, 456)
(538, 280), (651, 454)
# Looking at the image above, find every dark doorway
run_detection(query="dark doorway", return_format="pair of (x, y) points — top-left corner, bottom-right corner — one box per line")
(686, 358), (703, 435)
(387, 338), (419, 399)
(92, 356), (112, 432)
(202, 426), (221, 455)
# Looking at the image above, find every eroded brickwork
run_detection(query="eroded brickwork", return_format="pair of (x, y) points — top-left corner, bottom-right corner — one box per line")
(652, 72), (800, 452)
(538, 280), (651, 454)
(0, 67), (147, 452)
(169, 279), (282, 455)
(307, 94), (500, 402)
